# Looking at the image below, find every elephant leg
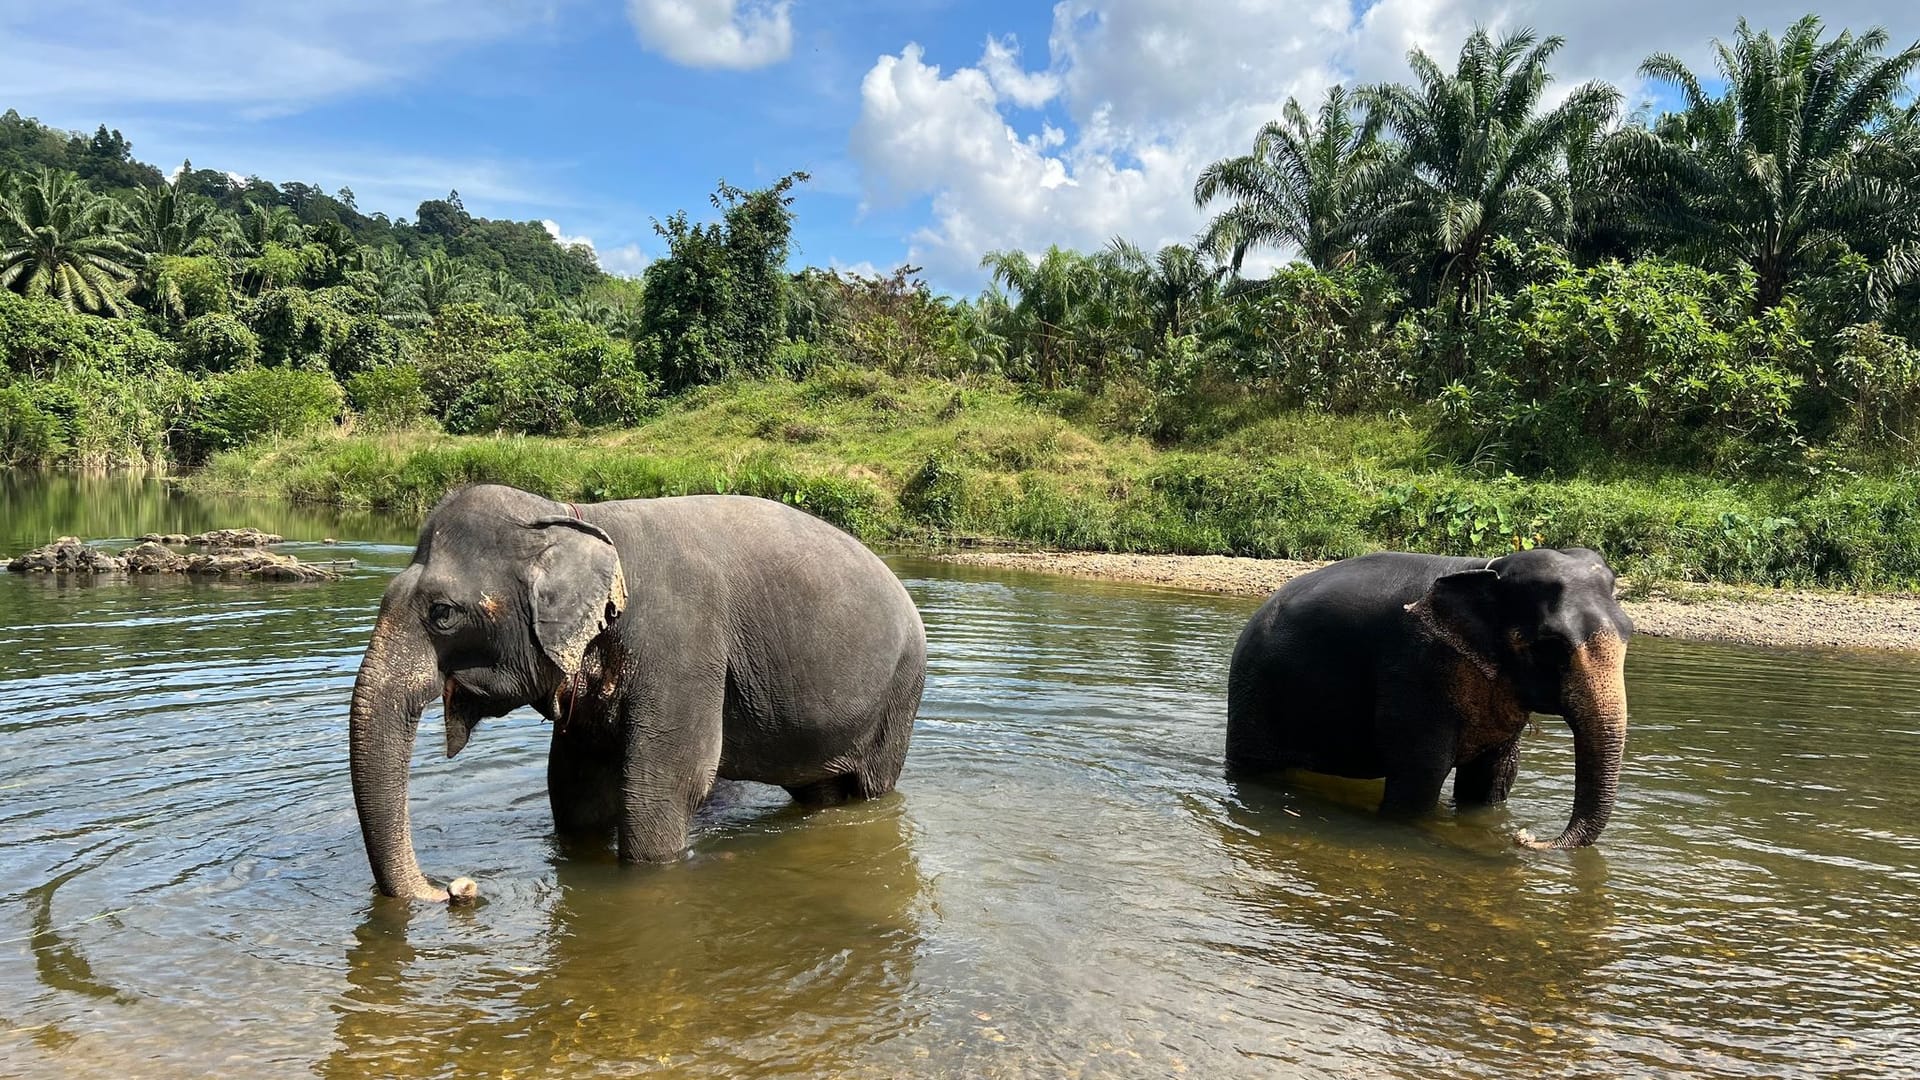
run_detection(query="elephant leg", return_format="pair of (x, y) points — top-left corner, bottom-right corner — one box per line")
(549, 722), (623, 837)
(1454, 734), (1523, 807)
(1376, 697), (1454, 816)
(618, 680), (725, 864)
(1380, 762), (1451, 816)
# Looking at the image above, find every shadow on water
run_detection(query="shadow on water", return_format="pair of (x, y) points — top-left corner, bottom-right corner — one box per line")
(322, 793), (929, 1078)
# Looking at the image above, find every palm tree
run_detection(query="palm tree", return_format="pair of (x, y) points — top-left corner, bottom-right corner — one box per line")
(235, 200), (300, 255)
(1359, 28), (1619, 312)
(127, 182), (233, 319)
(0, 168), (140, 315)
(128, 182), (228, 258)
(1194, 84), (1383, 272)
(349, 245), (428, 324)
(1639, 16), (1920, 310)
(980, 246), (1112, 387)
(1097, 239), (1230, 342)
(483, 268), (536, 315)
(412, 252), (479, 320)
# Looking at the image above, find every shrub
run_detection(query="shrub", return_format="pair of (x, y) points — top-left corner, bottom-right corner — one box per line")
(1436, 256), (1807, 471)
(346, 363), (432, 431)
(187, 367), (344, 459)
(181, 313), (260, 373)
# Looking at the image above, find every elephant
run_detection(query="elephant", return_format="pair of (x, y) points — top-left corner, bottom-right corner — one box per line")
(348, 484), (927, 901)
(1225, 547), (1631, 848)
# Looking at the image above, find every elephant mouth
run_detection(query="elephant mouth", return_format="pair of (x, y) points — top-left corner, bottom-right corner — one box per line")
(441, 674), (522, 759)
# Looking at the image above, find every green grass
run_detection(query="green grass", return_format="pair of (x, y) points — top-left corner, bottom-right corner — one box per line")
(190, 369), (1920, 590)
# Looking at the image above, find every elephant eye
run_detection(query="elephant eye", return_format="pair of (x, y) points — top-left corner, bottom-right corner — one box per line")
(426, 600), (460, 633)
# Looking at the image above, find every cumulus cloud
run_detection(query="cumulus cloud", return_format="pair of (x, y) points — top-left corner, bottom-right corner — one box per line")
(625, 0), (792, 70)
(853, 1), (1920, 286)
(543, 220), (650, 276)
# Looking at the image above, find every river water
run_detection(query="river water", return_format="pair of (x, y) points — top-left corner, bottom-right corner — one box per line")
(1, 473), (1917, 1078)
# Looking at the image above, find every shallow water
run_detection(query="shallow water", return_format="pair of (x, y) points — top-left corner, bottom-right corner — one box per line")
(1, 472), (1918, 1078)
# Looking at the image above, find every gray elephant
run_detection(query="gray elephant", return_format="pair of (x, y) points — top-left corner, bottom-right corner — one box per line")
(349, 484), (927, 901)
(1226, 548), (1631, 847)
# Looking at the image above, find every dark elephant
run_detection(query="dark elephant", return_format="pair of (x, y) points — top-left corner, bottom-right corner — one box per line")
(1225, 548), (1631, 847)
(349, 484), (926, 901)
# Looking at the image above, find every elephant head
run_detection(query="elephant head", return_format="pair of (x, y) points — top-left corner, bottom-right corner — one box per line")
(1412, 547), (1632, 848)
(349, 485), (627, 900)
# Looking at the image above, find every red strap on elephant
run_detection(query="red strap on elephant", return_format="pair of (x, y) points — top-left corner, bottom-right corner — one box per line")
(566, 502), (583, 521)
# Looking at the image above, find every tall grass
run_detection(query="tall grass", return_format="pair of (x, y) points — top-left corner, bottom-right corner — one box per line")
(193, 370), (1920, 589)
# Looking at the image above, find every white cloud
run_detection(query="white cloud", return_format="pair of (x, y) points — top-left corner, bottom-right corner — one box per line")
(853, 1), (1920, 287)
(829, 257), (883, 279)
(979, 35), (1061, 109)
(598, 244), (651, 277)
(625, 0), (792, 70)
(544, 220), (651, 277)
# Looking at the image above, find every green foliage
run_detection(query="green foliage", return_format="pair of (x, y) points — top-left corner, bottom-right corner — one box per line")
(185, 367), (344, 459)
(414, 303), (531, 414)
(0, 167), (140, 315)
(345, 363), (432, 431)
(1434, 254), (1811, 470)
(1638, 16), (1920, 310)
(641, 173), (807, 391)
(0, 289), (177, 375)
(180, 313), (260, 372)
(442, 316), (649, 435)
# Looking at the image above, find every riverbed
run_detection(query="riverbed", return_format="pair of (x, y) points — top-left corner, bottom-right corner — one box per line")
(2, 473), (1917, 1077)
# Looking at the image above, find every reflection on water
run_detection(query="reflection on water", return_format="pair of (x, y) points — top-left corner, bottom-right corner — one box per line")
(2, 473), (1918, 1077)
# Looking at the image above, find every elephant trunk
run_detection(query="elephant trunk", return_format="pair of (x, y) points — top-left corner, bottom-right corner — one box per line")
(1542, 631), (1629, 849)
(349, 603), (448, 901)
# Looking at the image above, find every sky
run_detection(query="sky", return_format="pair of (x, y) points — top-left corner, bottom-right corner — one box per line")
(1, 1), (1915, 293)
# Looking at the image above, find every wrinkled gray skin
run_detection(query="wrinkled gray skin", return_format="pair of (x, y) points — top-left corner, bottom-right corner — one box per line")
(349, 484), (926, 901)
(1226, 548), (1632, 848)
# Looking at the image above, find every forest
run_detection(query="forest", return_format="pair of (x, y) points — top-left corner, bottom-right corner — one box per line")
(5, 15), (1920, 586)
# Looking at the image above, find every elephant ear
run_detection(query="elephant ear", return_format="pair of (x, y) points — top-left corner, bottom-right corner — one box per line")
(1408, 568), (1503, 678)
(526, 515), (628, 677)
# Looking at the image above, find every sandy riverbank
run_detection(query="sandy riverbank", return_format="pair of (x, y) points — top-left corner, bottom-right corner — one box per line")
(935, 551), (1920, 652)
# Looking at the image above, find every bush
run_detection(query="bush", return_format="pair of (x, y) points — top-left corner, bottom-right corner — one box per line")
(0, 384), (60, 465)
(186, 367), (344, 459)
(0, 290), (179, 376)
(1436, 256), (1807, 471)
(181, 313), (260, 372)
(346, 363), (432, 431)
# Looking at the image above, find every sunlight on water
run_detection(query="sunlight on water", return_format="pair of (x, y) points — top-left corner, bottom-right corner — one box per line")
(1, 473), (1917, 1077)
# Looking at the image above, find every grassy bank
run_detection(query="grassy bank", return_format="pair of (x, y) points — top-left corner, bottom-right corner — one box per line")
(191, 369), (1920, 590)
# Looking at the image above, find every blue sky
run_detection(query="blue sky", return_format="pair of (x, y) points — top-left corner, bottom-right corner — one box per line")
(2, 2), (1914, 293)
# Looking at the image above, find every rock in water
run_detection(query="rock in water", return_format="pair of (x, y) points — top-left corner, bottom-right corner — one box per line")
(122, 542), (188, 574)
(185, 528), (283, 547)
(6, 537), (125, 574)
(185, 547), (343, 582)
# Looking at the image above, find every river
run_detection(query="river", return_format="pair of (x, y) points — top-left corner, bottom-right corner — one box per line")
(1, 473), (1917, 1078)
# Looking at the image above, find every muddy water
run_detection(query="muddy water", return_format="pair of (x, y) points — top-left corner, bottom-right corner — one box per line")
(1, 472), (1917, 1078)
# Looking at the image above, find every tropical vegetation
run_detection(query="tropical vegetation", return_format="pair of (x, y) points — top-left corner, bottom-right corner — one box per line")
(5, 15), (1920, 589)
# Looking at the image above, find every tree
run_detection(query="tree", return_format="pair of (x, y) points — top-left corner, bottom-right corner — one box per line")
(1097, 239), (1230, 342)
(412, 251), (480, 320)
(1360, 28), (1619, 312)
(0, 168), (140, 315)
(415, 189), (471, 238)
(1639, 16), (1920, 311)
(128, 181), (228, 258)
(639, 173), (807, 391)
(1195, 84), (1384, 271)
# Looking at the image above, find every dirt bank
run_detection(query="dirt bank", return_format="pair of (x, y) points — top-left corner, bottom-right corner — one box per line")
(935, 551), (1920, 652)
